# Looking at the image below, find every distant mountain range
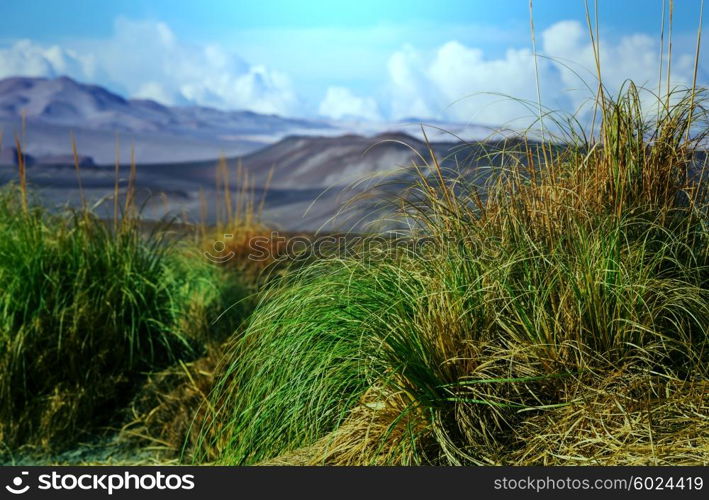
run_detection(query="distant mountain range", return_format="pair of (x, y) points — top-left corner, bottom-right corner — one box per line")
(0, 76), (334, 164)
(0, 76), (494, 165)
(0, 129), (482, 230)
(0, 75), (500, 230)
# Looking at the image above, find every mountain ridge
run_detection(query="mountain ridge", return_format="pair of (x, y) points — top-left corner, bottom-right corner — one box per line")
(0, 75), (329, 134)
(0, 75), (335, 163)
(0, 75), (496, 164)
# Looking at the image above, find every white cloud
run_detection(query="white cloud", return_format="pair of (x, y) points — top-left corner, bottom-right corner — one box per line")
(541, 21), (694, 107)
(426, 41), (564, 124)
(387, 44), (439, 119)
(0, 18), (298, 116)
(384, 40), (565, 125)
(0, 18), (703, 125)
(318, 86), (382, 120)
(383, 21), (700, 126)
(545, 21), (699, 122)
(94, 18), (298, 115)
(134, 81), (174, 103)
(0, 40), (96, 80)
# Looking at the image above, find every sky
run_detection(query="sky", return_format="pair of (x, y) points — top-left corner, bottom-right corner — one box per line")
(0, 0), (706, 125)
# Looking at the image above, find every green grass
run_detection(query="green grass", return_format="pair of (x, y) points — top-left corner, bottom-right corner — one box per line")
(0, 187), (248, 450)
(2, 5), (707, 465)
(199, 82), (709, 465)
(195, 259), (427, 464)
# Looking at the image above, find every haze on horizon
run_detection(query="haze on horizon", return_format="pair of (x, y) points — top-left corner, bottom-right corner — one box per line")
(0, 0), (707, 127)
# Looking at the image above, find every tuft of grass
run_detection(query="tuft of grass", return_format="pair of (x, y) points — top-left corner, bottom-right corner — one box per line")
(199, 78), (709, 465)
(122, 348), (221, 460)
(0, 185), (248, 450)
(193, 261), (377, 464)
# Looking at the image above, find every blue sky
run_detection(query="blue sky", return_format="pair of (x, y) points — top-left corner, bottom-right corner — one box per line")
(0, 1), (706, 124)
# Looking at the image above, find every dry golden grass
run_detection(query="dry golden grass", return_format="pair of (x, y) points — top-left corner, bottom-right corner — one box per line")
(122, 349), (221, 461)
(510, 377), (709, 466)
(261, 379), (708, 466)
(199, 76), (709, 465)
(258, 388), (426, 466)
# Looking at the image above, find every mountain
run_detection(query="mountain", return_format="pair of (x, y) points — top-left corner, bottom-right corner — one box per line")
(0, 76), (496, 165)
(0, 76), (326, 134)
(0, 130), (487, 230)
(0, 76), (334, 164)
(0, 75), (502, 230)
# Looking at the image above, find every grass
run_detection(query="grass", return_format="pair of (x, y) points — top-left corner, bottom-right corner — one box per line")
(197, 76), (708, 464)
(122, 347), (221, 459)
(1, 2), (707, 466)
(0, 179), (249, 451)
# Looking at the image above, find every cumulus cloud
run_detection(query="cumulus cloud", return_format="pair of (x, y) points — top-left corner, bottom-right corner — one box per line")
(383, 20), (700, 125)
(384, 40), (564, 125)
(134, 81), (175, 104)
(0, 18), (702, 125)
(542, 21), (694, 89)
(387, 44), (440, 119)
(0, 40), (96, 80)
(92, 18), (297, 114)
(0, 18), (298, 116)
(318, 86), (382, 120)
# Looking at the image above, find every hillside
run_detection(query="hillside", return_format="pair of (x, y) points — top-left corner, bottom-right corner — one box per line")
(0, 131), (479, 231)
(0, 76), (494, 165)
(0, 76), (333, 163)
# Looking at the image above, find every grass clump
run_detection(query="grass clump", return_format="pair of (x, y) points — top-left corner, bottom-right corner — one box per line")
(193, 261), (376, 464)
(199, 81), (708, 465)
(0, 188), (247, 451)
(122, 347), (221, 460)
